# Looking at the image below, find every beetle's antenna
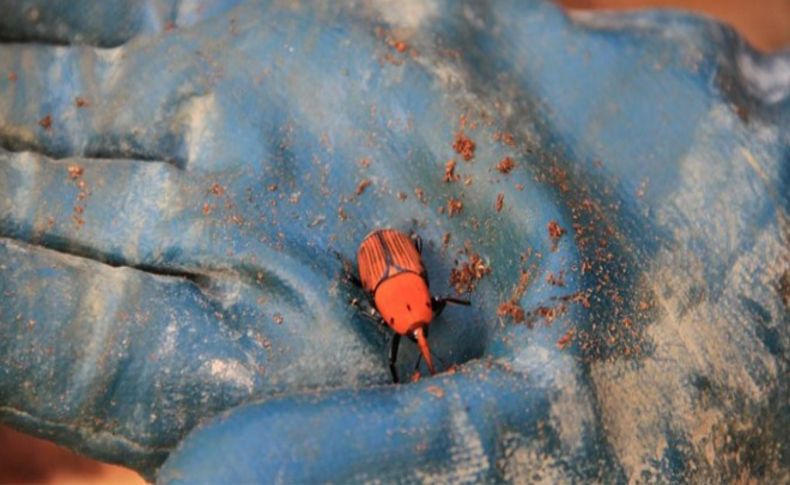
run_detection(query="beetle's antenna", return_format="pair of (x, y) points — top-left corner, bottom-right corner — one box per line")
(442, 297), (471, 306)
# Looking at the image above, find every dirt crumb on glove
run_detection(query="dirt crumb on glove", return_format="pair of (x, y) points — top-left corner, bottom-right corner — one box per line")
(443, 159), (460, 182)
(496, 157), (515, 174)
(453, 132), (476, 161)
(450, 248), (491, 293)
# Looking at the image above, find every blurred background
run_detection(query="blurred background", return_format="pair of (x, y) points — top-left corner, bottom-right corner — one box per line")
(1, 0), (787, 483)
(559, 0), (790, 52)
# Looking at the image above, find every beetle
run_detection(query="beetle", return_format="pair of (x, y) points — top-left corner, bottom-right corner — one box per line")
(349, 228), (469, 382)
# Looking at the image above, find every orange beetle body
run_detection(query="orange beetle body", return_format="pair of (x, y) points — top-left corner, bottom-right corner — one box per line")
(351, 228), (470, 382)
(357, 229), (436, 374)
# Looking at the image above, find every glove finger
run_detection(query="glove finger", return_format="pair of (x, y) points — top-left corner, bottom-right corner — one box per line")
(158, 364), (618, 483)
(0, 0), (243, 47)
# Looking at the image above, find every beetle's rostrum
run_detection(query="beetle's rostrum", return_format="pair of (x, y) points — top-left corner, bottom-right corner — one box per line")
(352, 228), (470, 383)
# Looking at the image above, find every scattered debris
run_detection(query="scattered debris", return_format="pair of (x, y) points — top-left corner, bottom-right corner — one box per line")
(356, 179), (372, 196)
(452, 132), (476, 161)
(426, 385), (445, 398)
(496, 156), (515, 174)
(209, 183), (225, 196)
(414, 187), (427, 204)
(67, 165), (84, 179)
(392, 40), (408, 53)
(38, 115), (52, 130)
(497, 300), (525, 323)
(498, 269), (532, 324)
(546, 271), (565, 287)
(557, 329), (575, 349)
(493, 131), (515, 146)
(443, 159), (460, 183)
(535, 304), (567, 325)
(446, 197), (463, 217)
(75, 96), (89, 108)
(450, 248), (490, 293)
(547, 220), (566, 251)
(495, 193), (505, 213)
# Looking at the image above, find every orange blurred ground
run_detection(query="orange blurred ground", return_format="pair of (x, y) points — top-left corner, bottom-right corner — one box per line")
(559, 0), (790, 52)
(0, 426), (145, 484)
(1, 2), (787, 484)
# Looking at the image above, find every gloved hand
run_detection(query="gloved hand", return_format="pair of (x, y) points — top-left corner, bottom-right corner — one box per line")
(1, 1), (787, 482)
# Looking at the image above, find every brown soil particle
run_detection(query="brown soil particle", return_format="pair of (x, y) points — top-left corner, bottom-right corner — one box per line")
(67, 165), (84, 179)
(414, 187), (427, 204)
(75, 96), (89, 108)
(496, 157), (515, 174)
(38, 115), (52, 130)
(443, 159), (460, 183)
(273, 314), (284, 325)
(396, 191), (408, 201)
(493, 131), (515, 146)
(495, 193), (505, 213)
(392, 40), (408, 53)
(449, 249), (490, 294)
(452, 132), (476, 161)
(547, 220), (566, 251)
(498, 270), (531, 324)
(209, 183), (225, 196)
(446, 197), (463, 217)
(358, 158), (370, 168)
(497, 300), (525, 323)
(202, 202), (213, 215)
(546, 271), (565, 287)
(557, 329), (575, 349)
(426, 385), (445, 398)
(536, 304), (567, 325)
(356, 179), (372, 196)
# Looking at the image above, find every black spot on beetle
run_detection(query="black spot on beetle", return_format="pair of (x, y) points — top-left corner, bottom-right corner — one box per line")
(390, 317), (395, 325)
(406, 304), (412, 312)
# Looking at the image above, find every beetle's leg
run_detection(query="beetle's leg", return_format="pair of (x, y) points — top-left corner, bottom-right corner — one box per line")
(334, 251), (363, 288)
(432, 296), (471, 318)
(353, 301), (377, 322)
(389, 334), (401, 383)
(351, 298), (386, 326)
(409, 232), (423, 254)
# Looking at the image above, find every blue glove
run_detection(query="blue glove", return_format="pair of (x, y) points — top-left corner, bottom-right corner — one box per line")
(1, 1), (787, 482)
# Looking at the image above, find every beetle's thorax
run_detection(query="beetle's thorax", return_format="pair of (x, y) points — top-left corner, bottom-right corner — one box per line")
(373, 272), (433, 335)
